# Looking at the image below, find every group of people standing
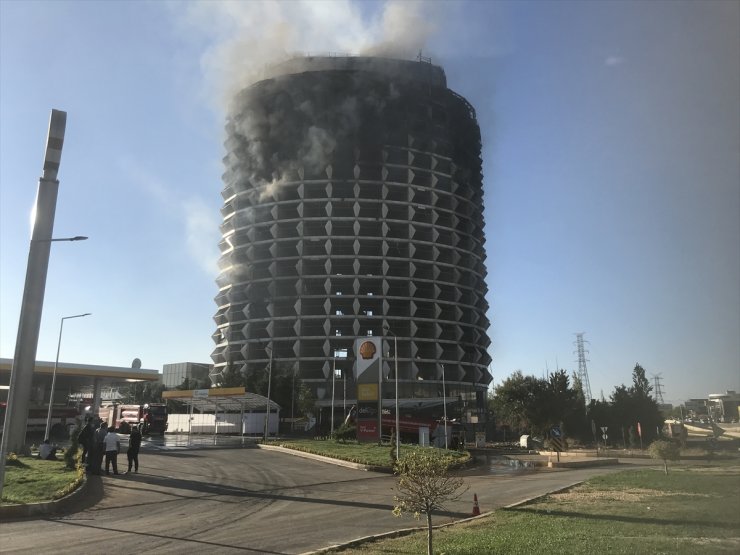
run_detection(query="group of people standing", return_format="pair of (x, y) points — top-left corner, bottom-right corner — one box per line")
(77, 418), (142, 476)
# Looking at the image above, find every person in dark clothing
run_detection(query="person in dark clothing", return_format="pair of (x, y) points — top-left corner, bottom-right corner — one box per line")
(127, 424), (142, 473)
(89, 421), (107, 475)
(78, 419), (93, 464)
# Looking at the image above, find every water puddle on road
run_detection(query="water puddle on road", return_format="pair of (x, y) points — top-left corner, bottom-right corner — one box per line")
(476, 454), (539, 475)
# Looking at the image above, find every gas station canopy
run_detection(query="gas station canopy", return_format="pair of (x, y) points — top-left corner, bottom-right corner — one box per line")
(162, 387), (280, 413)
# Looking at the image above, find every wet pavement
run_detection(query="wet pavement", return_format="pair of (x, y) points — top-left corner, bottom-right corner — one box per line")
(139, 433), (260, 450)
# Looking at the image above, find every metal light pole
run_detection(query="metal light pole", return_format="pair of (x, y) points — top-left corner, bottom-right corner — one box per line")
(44, 312), (91, 440)
(291, 368), (296, 433)
(0, 110), (74, 501)
(442, 364), (448, 449)
(383, 326), (400, 461)
(263, 344), (273, 442)
(331, 349), (348, 435)
(331, 354), (336, 436)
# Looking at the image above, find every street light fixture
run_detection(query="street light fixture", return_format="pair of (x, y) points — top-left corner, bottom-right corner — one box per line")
(45, 313), (91, 440)
(44, 236), (88, 242)
(383, 325), (400, 461)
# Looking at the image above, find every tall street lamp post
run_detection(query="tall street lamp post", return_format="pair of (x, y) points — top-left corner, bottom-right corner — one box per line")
(331, 353), (337, 436)
(441, 364), (448, 449)
(383, 326), (400, 461)
(291, 368), (296, 433)
(330, 349), (348, 436)
(0, 109), (86, 502)
(263, 344), (273, 442)
(2, 111), (69, 455)
(45, 313), (91, 440)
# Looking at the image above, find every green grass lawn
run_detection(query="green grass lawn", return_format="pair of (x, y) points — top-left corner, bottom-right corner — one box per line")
(270, 438), (470, 468)
(1, 455), (83, 505)
(331, 465), (740, 554)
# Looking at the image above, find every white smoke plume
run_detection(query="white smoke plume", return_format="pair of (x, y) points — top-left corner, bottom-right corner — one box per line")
(175, 0), (448, 109)
(170, 0), (456, 281)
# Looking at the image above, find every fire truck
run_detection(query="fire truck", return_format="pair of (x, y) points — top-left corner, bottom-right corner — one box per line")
(98, 403), (168, 435)
(0, 402), (80, 439)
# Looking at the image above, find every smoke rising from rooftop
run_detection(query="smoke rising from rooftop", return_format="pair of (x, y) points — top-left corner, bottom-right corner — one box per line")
(178, 0), (447, 110)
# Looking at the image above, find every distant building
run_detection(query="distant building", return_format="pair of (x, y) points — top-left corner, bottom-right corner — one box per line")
(683, 398), (708, 416)
(162, 362), (212, 390)
(708, 390), (740, 422)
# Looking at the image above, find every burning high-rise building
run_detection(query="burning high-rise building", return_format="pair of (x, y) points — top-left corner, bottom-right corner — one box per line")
(212, 56), (491, 427)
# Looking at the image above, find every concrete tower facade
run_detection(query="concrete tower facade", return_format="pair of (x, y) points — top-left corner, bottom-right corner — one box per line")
(212, 56), (491, 417)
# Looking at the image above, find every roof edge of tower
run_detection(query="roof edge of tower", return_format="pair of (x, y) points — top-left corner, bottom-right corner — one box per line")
(261, 55), (447, 88)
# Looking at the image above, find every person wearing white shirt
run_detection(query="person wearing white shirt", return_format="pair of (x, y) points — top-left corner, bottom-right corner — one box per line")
(103, 428), (121, 475)
(38, 439), (57, 460)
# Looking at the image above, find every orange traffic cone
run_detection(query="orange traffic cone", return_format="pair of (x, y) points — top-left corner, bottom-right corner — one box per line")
(472, 493), (481, 516)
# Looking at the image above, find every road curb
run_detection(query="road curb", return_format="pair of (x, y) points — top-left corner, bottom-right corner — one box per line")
(0, 473), (87, 521)
(257, 443), (393, 473)
(258, 443), (473, 473)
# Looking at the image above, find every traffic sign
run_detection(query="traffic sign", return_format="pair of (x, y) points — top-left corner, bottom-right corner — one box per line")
(602, 434), (608, 440)
(600, 426), (608, 433)
(550, 426), (565, 453)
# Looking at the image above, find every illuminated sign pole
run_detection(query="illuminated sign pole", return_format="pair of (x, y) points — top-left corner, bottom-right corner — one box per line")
(353, 337), (382, 443)
(0, 110), (67, 500)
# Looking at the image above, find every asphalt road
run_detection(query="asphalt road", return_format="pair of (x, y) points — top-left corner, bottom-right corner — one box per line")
(1, 443), (633, 554)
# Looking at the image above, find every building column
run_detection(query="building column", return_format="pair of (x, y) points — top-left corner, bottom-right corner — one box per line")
(91, 377), (102, 418)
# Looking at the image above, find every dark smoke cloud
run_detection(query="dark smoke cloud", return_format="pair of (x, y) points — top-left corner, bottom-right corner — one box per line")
(226, 63), (418, 202)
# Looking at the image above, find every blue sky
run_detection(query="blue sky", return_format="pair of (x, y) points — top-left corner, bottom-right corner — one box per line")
(1, 1), (737, 404)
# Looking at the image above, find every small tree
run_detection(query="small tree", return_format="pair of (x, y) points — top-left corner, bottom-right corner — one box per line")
(648, 439), (680, 474)
(392, 450), (467, 555)
(333, 422), (356, 443)
(64, 423), (81, 470)
(628, 426), (637, 449)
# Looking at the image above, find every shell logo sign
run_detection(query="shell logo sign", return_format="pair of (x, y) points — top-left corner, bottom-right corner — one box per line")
(353, 336), (383, 382)
(359, 340), (377, 360)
